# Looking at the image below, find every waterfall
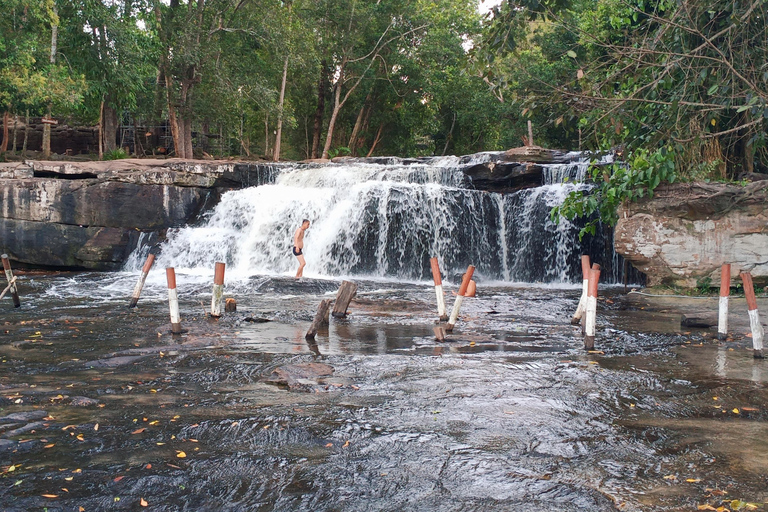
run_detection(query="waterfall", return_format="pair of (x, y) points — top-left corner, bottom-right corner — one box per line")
(138, 155), (630, 284)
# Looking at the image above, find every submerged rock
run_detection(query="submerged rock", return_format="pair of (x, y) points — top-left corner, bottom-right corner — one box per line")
(267, 362), (334, 391)
(0, 410), (48, 423)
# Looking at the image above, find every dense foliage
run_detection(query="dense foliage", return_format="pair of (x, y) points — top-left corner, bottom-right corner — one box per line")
(0, 0), (531, 160)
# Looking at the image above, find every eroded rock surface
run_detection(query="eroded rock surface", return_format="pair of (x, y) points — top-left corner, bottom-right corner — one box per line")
(0, 159), (281, 269)
(615, 181), (768, 287)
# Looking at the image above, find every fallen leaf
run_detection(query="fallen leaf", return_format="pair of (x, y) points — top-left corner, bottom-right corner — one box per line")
(325, 443), (333, 447)
(742, 407), (758, 412)
(140, 498), (148, 507)
(343, 441), (350, 448)
(732, 408), (740, 414)
(663, 475), (676, 480)
(686, 478), (701, 483)
(94, 423), (99, 431)
(44, 444), (55, 448)
(113, 476), (124, 482)
(176, 451), (187, 458)
(697, 505), (716, 511)
(132, 428), (146, 434)
(41, 494), (59, 498)
(61, 488), (69, 492)
(149, 421), (159, 426)
(146, 464), (152, 469)
(64, 477), (73, 481)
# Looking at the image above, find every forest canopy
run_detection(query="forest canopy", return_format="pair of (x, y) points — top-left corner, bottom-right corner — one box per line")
(1, 0), (766, 180)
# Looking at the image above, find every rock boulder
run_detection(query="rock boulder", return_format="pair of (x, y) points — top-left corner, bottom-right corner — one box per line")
(614, 181), (768, 287)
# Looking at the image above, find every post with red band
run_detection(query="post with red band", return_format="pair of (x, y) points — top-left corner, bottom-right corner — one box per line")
(740, 271), (764, 358)
(446, 265), (475, 332)
(584, 264), (601, 350)
(211, 262), (226, 317)
(718, 264), (731, 340)
(1, 254), (20, 308)
(430, 257), (448, 321)
(571, 255), (591, 325)
(129, 253), (156, 308)
(166, 267), (182, 334)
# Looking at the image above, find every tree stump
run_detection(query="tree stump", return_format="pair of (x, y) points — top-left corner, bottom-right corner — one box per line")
(332, 281), (357, 318)
(225, 298), (237, 313)
(306, 299), (333, 340)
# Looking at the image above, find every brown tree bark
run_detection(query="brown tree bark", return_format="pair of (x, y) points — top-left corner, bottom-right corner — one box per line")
(1, 111), (9, 153)
(274, 54), (289, 162)
(311, 60), (328, 159)
(347, 91), (371, 156)
(367, 122), (384, 157)
(102, 100), (119, 153)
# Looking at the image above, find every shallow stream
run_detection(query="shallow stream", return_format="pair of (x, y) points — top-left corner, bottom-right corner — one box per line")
(1, 271), (766, 511)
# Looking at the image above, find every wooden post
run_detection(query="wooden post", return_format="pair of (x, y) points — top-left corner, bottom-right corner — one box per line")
(211, 262), (225, 317)
(129, 253), (155, 308)
(466, 280), (477, 298)
(332, 281), (357, 318)
(740, 271), (764, 359)
(718, 264), (731, 340)
(430, 257), (448, 320)
(571, 255), (591, 325)
(0, 277), (17, 301)
(166, 268), (182, 334)
(306, 299), (332, 340)
(433, 324), (447, 341)
(446, 265), (475, 332)
(1, 254), (20, 308)
(584, 265), (601, 350)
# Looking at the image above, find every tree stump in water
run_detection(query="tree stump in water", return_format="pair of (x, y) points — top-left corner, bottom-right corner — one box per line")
(306, 299), (332, 340)
(225, 298), (237, 313)
(332, 281), (357, 318)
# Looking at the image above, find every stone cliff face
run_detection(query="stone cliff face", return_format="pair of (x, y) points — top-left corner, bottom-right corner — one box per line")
(0, 159), (280, 270)
(614, 181), (768, 287)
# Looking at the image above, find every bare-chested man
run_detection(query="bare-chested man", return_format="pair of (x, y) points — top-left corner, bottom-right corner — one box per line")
(292, 219), (310, 278)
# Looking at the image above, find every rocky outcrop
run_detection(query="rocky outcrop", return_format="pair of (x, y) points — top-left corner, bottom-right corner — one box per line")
(0, 159), (281, 270)
(614, 181), (768, 287)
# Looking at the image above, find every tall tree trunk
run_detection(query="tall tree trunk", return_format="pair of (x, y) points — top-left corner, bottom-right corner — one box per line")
(11, 115), (18, 154)
(1, 111), (9, 153)
(442, 112), (456, 156)
(43, 6), (58, 159)
(98, 100), (104, 159)
(311, 60), (328, 159)
(183, 115), (193, 158)
(367, 122), (384, 157)
(321, 78), (344, 160)
(347, 93), (370, 156)
(274, 54), (289, 162)
(103, 101), (119, 153)
(22, 110), (29, 156)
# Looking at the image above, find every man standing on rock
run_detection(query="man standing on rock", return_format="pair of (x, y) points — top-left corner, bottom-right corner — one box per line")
(293, 219), (310, 278)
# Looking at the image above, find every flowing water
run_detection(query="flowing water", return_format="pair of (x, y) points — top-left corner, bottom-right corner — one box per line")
(2, 158), (766, 511)
(145, 155), (626, 284)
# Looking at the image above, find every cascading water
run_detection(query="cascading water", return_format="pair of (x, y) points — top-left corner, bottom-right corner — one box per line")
(139, 154), (631, 284)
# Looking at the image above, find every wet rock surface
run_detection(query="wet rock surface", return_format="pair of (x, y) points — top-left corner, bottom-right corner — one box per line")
(0, 272), (767, 510)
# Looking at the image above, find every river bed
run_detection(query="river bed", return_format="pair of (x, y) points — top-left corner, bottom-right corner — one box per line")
(1, 271), (767, 511)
